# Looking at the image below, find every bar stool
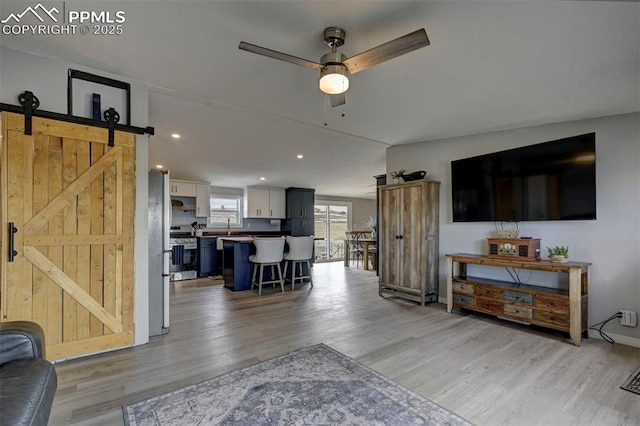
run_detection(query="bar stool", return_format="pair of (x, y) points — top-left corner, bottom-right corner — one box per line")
(283, 236), (314, 290)
(249, 237), (285, 295)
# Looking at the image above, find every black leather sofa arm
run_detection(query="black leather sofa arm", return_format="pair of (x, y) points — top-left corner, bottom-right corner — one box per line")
(0, 321), (57, 426)
(0, 320), (46, 364)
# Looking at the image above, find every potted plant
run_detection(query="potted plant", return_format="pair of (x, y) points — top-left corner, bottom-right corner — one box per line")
(547, 246), (569, 263)
(364, 216), (377, 238)
(390, 169), (406, 183)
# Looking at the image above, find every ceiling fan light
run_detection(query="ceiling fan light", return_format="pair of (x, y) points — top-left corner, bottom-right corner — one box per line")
(319, 65), (349, 94)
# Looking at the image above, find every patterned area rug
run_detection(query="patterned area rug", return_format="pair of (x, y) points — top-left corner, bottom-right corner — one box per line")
(620, 367), (640, 395)
(123, 344), (472, 425)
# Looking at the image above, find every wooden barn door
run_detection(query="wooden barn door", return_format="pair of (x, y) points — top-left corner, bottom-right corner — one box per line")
(0, 112), (135, 361)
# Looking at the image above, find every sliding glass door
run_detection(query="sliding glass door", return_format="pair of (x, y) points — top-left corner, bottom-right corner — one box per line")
(314, 201), (351, 262)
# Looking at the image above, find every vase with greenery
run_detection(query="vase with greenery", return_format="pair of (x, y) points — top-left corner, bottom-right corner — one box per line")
(390, 169), (406, 183)
(364, 216), (377, 238)
(547, 246), (569, 263)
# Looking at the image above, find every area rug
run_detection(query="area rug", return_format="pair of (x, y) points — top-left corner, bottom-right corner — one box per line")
(123, 343), (472, 425)
(620, 367), (640, 395)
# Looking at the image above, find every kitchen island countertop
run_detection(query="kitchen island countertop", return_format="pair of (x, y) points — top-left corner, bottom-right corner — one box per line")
(218, 236), (255, 243)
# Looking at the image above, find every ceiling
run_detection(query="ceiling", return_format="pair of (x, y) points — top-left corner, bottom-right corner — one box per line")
(1, 1), (638, 198)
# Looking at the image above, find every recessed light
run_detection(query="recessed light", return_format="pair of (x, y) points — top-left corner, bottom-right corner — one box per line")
(171, 133), (180, 139)
(259, 177), (266, 181)
(155, 164), (164, 169)
(297, 154), (304, 159)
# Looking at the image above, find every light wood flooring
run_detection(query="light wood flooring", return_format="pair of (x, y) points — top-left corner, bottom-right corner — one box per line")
(50, 262), (639, 425)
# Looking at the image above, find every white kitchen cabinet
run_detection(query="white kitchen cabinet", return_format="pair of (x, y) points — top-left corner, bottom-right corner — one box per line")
(195, 184), (211, 217)
(244, 188), (285, 218)
(169, 180), (196, 197)
(269, 189), (286, 218)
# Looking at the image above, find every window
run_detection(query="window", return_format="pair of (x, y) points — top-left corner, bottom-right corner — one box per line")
(208, 194), (243, 226)
(314, 200), (352, 262)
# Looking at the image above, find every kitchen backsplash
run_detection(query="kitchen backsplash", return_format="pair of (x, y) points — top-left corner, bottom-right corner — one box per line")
(171, 209), (280, 232)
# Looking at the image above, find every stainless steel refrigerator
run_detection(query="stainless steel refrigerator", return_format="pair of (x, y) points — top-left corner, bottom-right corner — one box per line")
(148, 169), (170, 336)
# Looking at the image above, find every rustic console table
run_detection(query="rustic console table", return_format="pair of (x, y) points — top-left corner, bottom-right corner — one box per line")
(446, 254), (591, 346)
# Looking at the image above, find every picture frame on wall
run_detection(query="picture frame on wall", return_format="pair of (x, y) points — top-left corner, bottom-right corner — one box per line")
(67, 69), (131, 125)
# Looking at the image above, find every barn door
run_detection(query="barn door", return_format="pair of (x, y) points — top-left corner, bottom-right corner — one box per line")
(0, 112), (135, 361)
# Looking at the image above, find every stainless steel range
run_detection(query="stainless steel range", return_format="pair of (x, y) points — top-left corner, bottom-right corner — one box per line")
(169, 233), (198, 281)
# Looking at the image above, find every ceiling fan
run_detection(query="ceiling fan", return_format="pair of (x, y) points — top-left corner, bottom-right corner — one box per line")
(238, 26), (430, 107)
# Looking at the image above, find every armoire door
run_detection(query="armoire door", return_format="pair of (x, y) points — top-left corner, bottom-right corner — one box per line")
(380, 186), (401, 286)
(0, 112), (136, 361)
(398, 183), (425, 290)
(380, 183), (424, 290)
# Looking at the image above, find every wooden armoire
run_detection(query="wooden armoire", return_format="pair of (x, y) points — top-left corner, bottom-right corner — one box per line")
(0, 109), (143, 361)
(378, 180), (440, 306)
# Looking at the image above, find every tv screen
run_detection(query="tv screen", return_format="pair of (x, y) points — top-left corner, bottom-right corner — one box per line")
(451, 133), (596, 222)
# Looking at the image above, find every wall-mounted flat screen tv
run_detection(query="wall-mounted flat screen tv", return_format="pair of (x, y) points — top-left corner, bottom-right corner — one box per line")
(451, 133), (596, 222)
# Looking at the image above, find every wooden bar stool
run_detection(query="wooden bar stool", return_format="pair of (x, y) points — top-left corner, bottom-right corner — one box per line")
(249, 237), (285, 295)
(283, 236), (314, 290)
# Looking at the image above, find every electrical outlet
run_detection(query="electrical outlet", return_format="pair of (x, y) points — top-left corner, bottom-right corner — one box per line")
(619, 309), (637, 327)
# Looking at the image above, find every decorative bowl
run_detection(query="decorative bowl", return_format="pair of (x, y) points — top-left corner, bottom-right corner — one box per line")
(402, 170), (427, 181)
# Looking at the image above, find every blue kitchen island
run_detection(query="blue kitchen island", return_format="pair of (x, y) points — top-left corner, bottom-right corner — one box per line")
(220, 236), (311, 292)
(220, 237), (255, 291)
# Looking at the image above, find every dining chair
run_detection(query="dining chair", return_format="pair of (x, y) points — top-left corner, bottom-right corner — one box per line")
(283, 236), (315, 290)
(249, 237), (285, 295)
(346, 231), (366, 268)
(367, 241), (378, 271)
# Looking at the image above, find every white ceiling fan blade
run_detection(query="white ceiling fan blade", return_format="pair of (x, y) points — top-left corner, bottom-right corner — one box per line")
(239, 41), (323, 70)
(343, 29), (430, 75)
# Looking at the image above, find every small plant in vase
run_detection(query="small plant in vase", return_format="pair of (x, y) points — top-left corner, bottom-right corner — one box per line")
(364, 216), (377, 238)
(390, 169), (406, 183)
(547, 246), (569, 263)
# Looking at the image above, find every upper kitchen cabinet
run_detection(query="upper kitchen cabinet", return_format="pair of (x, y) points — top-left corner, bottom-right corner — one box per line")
(170, 179), (210, 217)
(195, 184), (211, 218)
(244, 187), (285, 218)
(286, 187), (315, 219)
(169, 180), (197, 197)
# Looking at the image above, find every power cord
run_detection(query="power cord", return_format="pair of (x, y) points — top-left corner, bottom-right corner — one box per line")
(504, 267), (532, 286)
(589, 312), (622, 344)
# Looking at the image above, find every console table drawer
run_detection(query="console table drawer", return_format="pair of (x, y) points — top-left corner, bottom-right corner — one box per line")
(476, 284), (502, 299)
(453, 282), (474, 295)
(535, 294), (569, 311)
(476, 298), (503, 314)
(535, 310), (569, 327)
(453, 294), (474, 306)
(504, 304), (533, 320)
(504, 290), (533, 305)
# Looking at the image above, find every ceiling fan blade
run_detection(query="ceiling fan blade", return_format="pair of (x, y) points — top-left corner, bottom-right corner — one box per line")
(343, 29), (430, 75)
(329, 93), (345, 108)
(239, 41), (323, 71)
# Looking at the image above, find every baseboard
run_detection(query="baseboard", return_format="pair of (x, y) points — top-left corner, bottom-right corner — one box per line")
(439, 296), (640, 348)
(588, 330), (640, 348)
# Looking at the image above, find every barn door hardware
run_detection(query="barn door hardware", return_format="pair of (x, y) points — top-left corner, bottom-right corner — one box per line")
(17, 91), (40, 135)
(8, 222), (18, 262)
(103, 107), (120, 147)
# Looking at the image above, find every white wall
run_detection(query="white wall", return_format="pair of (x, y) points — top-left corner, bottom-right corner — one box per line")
(0, 46), (151, 346)
(388, 112), (640, 343)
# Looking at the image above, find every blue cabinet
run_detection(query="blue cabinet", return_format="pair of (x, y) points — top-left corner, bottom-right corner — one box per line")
(284, 188), (315, 236)
(197, 237), (218, 277)
(222, 239), (254, 291)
